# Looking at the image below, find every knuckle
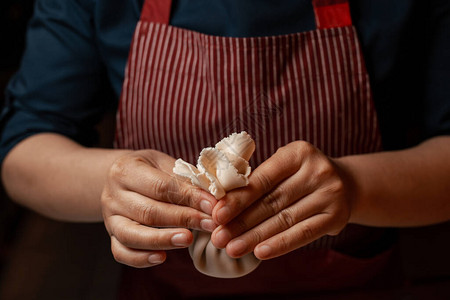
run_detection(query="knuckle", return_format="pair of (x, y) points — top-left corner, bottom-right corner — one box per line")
(177, 210), (197, 229)
(140, 205), (158, 226)
(277, 208), (296, 229)
(328, 226), (344, 236)
(100, 189), (113, 208)
(293, 140), (316, 156)
(112, 249), (142, 268)
(250, 228), (264, 244)
(262, 192), (283, 215)
(137, 149), (156, 160)
(327, 179), (345, 195)
(165, 177), (180, 203)
(111, 249), (125, 265)
(308, 160), (336, 188)
(277, 234), (291, 252)
(276, 141), (317, 169)
(277, 144), (300, 164)
(177, 214), (191, 229)
(300, 223), (315, 241)
(114, 228), (133, 246)
(189, 187), (206, 207)
(315, 160), (334, 179)
(109, 157), (129, 182)
(255, 172), (273, 192)
(152, 177), (169, 198)
(175, 184), (195, 207)
(110, 239), (128, 265)
(108, 155), (137, 182)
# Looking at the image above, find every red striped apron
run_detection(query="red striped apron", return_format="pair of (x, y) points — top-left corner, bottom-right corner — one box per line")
(115, 0), (398, 298)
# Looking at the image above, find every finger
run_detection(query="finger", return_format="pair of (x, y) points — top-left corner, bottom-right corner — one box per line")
(113, 192), (217, 232)
(108, 215), (194, 250)
(111, 235), (167, 268)
(109, 156), (217, 214)
(253, 213), (334, 260)
(217, 192), (328, 256)
(211, 168), (320, 248)
(213, 145), (302, 225)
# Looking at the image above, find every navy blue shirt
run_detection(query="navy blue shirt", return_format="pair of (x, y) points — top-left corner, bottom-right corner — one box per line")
(1, 0), (450, 164)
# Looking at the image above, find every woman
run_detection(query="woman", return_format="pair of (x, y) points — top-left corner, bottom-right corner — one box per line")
(1, 0), (450, 298)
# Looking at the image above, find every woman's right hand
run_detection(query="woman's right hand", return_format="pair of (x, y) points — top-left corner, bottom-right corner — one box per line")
(101, 149), (218, 268)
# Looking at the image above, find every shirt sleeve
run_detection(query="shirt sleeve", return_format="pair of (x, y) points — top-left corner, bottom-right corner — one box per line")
(0, 0), (114, 165)
(422, 0), (450, 138)
(350, 0), (450, 149)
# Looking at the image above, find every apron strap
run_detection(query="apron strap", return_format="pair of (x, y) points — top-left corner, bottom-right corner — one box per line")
(140, 0), (352, 28)
(312, 0), (352, 29)
(141, 0), (172, 24)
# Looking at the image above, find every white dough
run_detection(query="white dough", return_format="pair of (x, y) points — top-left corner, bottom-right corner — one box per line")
(173, 131), (261, 278)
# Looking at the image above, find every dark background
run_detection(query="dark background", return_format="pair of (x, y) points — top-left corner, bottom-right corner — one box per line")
(0, 0), (34, 281)
(0, 1), (449, 299)
(0, 1), (121, 299)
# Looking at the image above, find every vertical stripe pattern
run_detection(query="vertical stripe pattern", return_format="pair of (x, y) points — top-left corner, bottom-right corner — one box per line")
(115, 24), (382, 165)
(114, 23), (382, 250)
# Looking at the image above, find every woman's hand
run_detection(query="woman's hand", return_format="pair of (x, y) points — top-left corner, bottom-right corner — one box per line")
(101, 150), (218, 268)
(210, 141), (352, 260)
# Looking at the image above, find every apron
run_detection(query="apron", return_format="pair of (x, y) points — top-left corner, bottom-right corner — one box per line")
(115, 0), (399, 298)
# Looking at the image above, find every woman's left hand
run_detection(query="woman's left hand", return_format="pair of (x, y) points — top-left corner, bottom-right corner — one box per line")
(210, 141), (353, 260)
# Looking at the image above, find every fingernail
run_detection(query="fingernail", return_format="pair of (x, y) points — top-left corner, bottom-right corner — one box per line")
(200, 219), (217, 232)
(229, 239), (248, 256)
(200, 200), (213, 215)
(256, 245), (272, 258)
(171, 233), (189, 247)
(215, 229), (231, 247)
(148, 254), (164, 264)
(217, 206), (231, 224)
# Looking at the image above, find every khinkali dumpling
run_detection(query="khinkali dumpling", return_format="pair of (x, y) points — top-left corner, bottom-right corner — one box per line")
(173, 132), (261, 278)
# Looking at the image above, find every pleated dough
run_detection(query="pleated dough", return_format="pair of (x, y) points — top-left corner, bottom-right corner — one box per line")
(188, 231), (261, 278)
(173, 132), (261, 278)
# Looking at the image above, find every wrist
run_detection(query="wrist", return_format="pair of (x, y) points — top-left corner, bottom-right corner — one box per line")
(332, 156), (364, 225)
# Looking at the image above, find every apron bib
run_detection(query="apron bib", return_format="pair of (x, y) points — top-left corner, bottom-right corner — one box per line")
(115, 0), (396, 298)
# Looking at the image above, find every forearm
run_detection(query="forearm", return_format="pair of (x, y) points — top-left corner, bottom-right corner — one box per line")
(336, 136), (450, 227)
(1, 133), (131, 222)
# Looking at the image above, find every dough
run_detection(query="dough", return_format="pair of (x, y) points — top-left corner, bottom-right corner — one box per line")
(173, 132), (261, 278)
